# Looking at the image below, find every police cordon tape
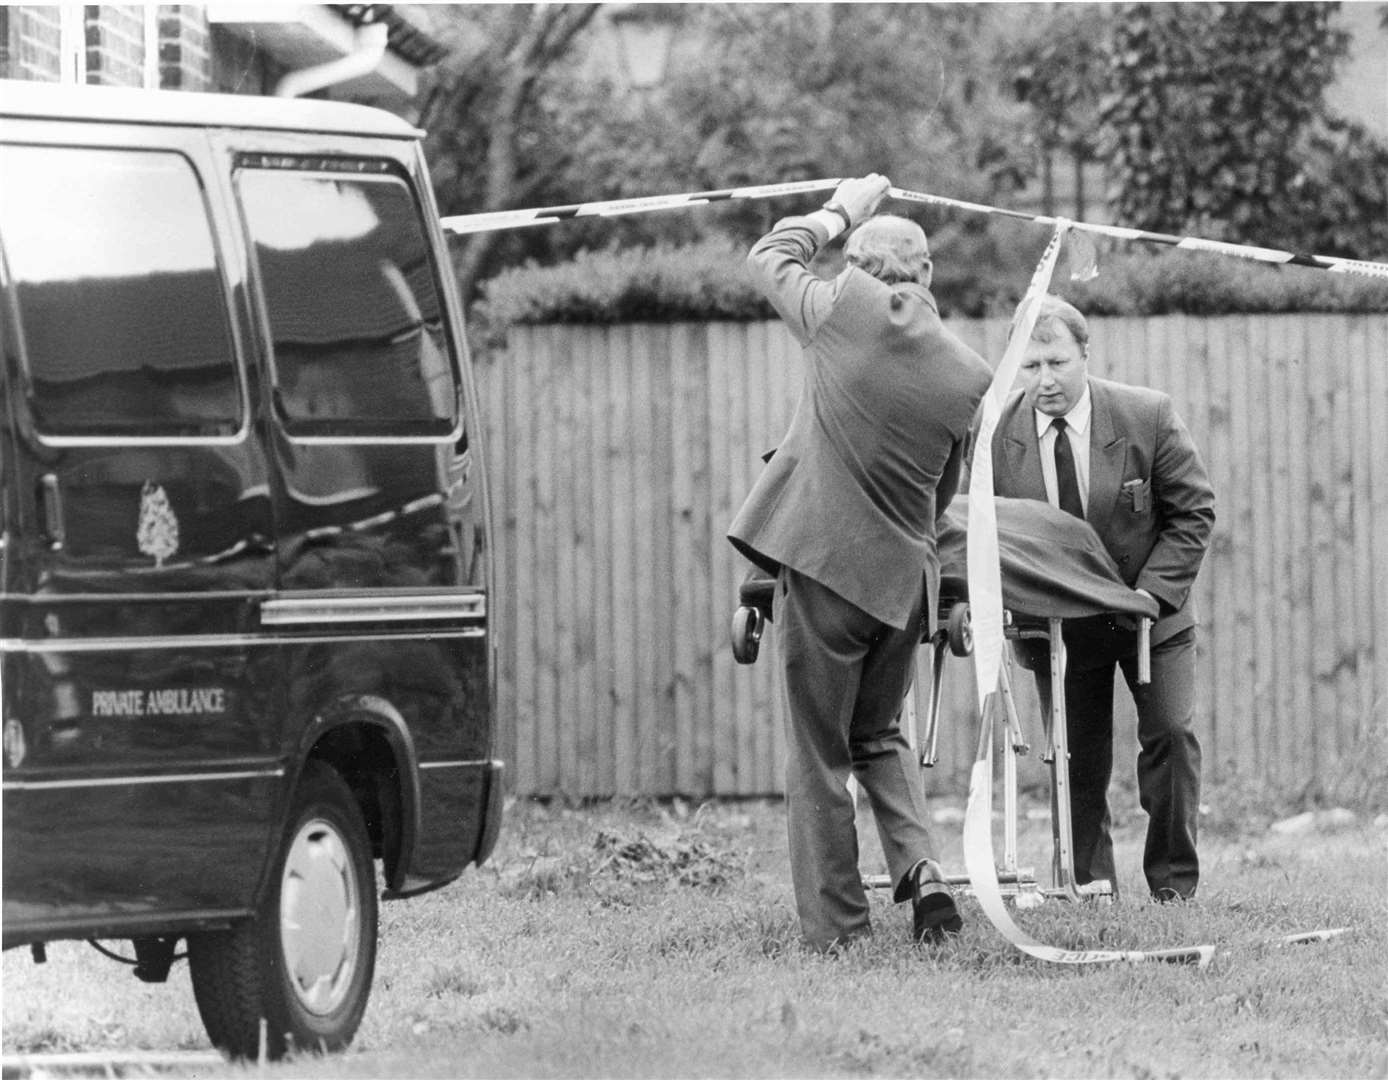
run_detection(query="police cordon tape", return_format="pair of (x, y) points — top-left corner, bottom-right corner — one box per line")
(960, 733), (1354, 966)
(439, 178), (1388, 280)
(439, 178), (842, 233)
(963, 734), (1216, 967)
(958, 219), (1349, 967)
(955, 221), (1214, 967)
(888, 186), (1388, 279)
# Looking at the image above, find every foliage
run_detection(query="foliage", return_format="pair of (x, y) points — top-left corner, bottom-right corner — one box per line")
(590, 826), (746, 890)
(421, 4), (1044, 301)
(644, 4), (1034, 220)
(1285, 113), (1388, 259)
(472, 237), (774, 336)
(1099, 2), (1388, 259)
(1006, 4), (1113, 162)
(419, 3), (1388, 311)
(475, 233), (1388, 330)
(1059, 248), (1388, 316)
(416, 4), (605, 300)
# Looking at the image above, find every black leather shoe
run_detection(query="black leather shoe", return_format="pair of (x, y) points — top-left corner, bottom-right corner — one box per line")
(911, 861), (963, 944)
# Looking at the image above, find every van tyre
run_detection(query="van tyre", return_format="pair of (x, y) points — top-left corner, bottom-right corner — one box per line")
(188, 761), (377, 1060)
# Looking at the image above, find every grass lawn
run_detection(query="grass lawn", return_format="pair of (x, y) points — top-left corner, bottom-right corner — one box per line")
(3, 785), (1386, 1078)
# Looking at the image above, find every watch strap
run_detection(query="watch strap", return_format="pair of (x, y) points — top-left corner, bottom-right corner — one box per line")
(821, 201), (853, 231)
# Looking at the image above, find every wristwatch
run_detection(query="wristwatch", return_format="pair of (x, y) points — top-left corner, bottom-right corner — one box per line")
(821, 201), (853, 231)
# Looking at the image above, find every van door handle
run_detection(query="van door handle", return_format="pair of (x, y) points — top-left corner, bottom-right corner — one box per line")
(39, 474), (65, 551)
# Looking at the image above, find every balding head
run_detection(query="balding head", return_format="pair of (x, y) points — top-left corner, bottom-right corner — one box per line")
(845, 215), (932, 286)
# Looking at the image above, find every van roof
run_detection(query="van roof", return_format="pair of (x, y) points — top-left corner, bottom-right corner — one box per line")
(0, 81), (423, 139)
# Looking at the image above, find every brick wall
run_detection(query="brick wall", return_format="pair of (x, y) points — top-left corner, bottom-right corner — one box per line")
(2, 4), (416, 99)
(158, 4), (211, 91)
(85, 5), (145, 87)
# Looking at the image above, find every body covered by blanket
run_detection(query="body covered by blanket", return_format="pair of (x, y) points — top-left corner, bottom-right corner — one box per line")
(938, 497), (1159, 622)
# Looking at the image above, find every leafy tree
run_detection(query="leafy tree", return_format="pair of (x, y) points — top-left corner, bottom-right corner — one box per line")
(642, 4), (1034, 233)
(417, 4), (603, 301)
(418, 4), (1061, 312)
(1006, 4), (1113, 217)
(1099, 2), (1388, 258)
(612, 2), (1060, 315)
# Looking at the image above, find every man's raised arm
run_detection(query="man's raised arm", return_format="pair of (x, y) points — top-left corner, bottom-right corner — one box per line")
(745, 173), (890, 345)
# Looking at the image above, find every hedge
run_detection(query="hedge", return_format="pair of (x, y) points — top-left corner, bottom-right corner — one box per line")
(472, 234), (1388, 332)
(1062, 249), (1388, 317)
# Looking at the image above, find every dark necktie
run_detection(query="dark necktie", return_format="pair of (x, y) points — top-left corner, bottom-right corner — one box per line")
(1052, 417), (1084, 519)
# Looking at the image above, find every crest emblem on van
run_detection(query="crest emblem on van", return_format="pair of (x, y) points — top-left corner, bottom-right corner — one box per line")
(137, 482), (180, 567)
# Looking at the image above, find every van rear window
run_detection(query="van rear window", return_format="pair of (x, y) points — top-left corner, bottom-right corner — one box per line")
(236, 166), (457, 439)
(0, 144), (240, 440)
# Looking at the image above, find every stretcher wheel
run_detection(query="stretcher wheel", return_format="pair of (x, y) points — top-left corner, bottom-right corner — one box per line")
(946, 602), (973, 657)
(731, 605), (765, 665)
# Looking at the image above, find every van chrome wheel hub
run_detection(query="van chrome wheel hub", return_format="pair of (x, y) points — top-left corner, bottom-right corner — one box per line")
(280, 816), (361, 1015)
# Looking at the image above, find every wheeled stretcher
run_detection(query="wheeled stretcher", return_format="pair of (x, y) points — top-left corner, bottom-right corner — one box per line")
(730, 497), (1158, 905)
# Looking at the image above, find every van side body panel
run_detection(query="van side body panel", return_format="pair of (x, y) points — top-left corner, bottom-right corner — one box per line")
(0, 88), (497, 949)
(219, 126), (495, 890)
(1, 118), (286, 943)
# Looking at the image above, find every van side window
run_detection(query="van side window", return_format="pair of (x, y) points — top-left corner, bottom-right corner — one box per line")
(0, 145), (240, 439)
(236, 165), (457, 439)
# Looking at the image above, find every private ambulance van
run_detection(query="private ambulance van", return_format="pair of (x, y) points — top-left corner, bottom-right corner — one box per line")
(0, 81), (501, 1059)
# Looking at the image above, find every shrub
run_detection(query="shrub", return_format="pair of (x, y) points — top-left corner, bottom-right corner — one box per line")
(473, 234), (1388, 332)
(1059, 248), (1388, 317)
(473, 237), (774, 337)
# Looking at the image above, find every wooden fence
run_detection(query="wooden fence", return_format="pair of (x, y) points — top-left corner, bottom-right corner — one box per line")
(475, 314), (1388, 799)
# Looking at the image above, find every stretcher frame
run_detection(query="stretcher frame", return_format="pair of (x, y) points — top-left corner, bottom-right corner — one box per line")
(861, 596), (1150, 905)
(731, 575), (1149, 906)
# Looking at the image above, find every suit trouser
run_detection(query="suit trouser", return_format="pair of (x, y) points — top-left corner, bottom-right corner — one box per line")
(1029, 621), (1201, 900)
(776, 566), (939, 949)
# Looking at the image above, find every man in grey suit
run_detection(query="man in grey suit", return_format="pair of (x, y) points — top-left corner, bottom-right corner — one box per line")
(991, 294), (1215, 902)
(728, 174), (992, 950)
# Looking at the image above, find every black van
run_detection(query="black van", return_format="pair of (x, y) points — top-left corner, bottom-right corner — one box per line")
(0, 82), (502, 1059)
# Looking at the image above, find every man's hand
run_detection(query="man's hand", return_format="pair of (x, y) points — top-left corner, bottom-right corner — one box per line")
(831, 174), (890, 226)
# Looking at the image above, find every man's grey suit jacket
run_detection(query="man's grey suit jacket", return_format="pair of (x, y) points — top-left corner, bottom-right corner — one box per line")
(728, 217), (992, 631)
(990, 376), (1215, 644)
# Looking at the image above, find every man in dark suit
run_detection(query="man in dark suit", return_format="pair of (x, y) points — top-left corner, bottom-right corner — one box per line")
(728, 174), (992, 950)
(990, 294), (1215, 902)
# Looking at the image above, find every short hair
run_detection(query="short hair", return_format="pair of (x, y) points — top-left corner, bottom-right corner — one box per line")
(1018, 293), (1089, 352)
(845, 215), (931, 285)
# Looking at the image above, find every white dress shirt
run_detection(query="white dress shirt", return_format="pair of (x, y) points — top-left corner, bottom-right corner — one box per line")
(1034, 385), (1093, 516)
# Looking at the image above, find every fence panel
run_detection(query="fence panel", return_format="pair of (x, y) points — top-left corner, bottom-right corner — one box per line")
(477, 315), (1388, 798)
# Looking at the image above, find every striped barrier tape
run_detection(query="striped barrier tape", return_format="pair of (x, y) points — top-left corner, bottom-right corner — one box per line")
(439, 178), (1388, 279)
(888, 186), (1388, 280)
(439, 178), (840, 234)
(963, 740), (1216, 967)
(960, 222), (1219, 966)
(966, 222), (1068, 715)
(1273, 927), (1353, 946)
